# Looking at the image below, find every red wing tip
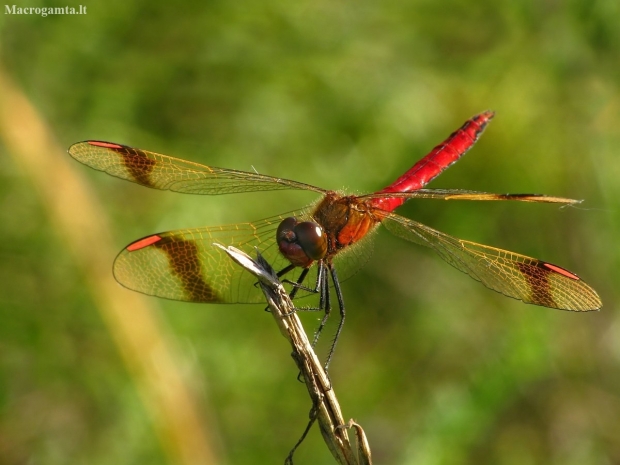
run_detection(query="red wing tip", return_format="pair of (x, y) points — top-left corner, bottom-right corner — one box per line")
(127, 235), (163, 251)
(87, 141), (125, 149)
(542, 262), (580, 280)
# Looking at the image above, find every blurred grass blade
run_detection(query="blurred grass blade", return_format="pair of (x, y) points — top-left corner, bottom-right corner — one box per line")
(0, 69), (222, 465)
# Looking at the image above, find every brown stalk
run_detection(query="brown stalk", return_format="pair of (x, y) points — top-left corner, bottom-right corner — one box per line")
(216, 244), (372, 465)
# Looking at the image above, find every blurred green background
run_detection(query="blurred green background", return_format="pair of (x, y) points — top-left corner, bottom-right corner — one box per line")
(1, 1), (619, 464)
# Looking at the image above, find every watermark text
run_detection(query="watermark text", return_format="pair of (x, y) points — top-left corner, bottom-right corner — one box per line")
(5, 5), (87, 16)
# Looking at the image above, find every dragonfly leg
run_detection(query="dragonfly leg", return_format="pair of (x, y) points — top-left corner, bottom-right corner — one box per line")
(311, 262), (332, 349)
(278, 265), (328, 316)
(323, 265), (345, 370)
(278, 261), (344, 370)
(279, 263), (331, 316)
(284, 404), (319, 465)
(271, 265), (316, 315)
(281, 265), (323, 297)
(283, 267), (310, 317)
(261, 264), (300, 313)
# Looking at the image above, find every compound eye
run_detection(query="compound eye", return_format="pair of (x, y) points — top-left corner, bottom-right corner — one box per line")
(276, 217), (327, 268)
(294, 221), (327, 261)
(277, 217), (310, 267)
(276, 217), (298, 243)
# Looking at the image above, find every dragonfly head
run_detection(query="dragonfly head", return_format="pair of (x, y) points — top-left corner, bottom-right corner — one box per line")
(277, 217), (327, 268)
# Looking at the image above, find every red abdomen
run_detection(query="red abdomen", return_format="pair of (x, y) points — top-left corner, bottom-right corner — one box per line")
(371, 111), (494, 212)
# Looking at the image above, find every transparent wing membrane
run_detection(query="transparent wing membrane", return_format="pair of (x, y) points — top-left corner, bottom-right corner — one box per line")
(382, 213), (601, 311)
(69, 141), (327, 195)
(363, 189), (581, 204)
(114, 209), (313, 303)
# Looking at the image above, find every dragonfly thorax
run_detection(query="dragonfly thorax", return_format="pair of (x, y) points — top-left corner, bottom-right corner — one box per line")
(312, 192), (382, 257)
(277, 217), (328, 268)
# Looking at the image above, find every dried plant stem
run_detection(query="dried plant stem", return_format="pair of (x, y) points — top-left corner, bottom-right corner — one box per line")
(216, 245), (372, 465)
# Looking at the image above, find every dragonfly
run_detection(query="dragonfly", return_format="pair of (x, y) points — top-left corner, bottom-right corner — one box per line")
(69, 111), (601, 366)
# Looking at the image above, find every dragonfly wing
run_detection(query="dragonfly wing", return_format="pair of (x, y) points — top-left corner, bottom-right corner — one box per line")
(113, 209), (315, 303)
(382, 213), (601, 311)
(68, 141), (326, 195)
(363, 189), (581, 205)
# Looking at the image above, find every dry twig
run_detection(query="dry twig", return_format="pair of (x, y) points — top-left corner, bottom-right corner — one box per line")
(215, 244), (372, 465)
